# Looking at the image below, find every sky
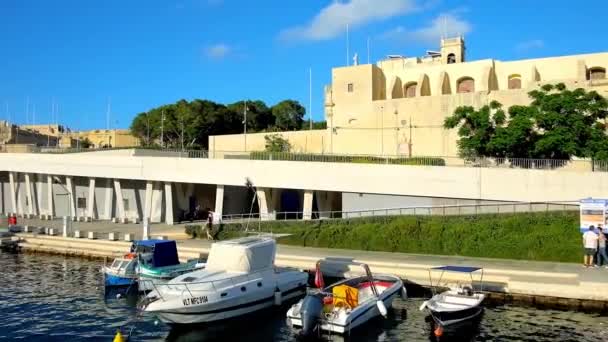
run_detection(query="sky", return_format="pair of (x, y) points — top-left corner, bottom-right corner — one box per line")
(1, 0), (607, 131)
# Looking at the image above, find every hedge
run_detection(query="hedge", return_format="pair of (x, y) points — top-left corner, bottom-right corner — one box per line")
(188, 211), (582, 263)
(249, 151), (446, 166)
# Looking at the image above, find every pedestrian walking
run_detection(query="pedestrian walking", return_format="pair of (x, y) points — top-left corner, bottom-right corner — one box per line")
(583, 225), (598, 268)
(206, 211), (214, 240)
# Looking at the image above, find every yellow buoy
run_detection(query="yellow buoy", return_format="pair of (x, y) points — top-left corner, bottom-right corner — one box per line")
(113, 330), (126, 342)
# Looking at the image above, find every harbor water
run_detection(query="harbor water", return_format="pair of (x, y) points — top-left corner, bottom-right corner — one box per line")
(1, 252), (607, 341)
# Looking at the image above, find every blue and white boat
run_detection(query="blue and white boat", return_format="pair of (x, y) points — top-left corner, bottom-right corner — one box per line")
(103, 240), (195, 288)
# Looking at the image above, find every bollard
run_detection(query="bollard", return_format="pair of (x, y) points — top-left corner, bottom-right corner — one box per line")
(124, 233), (134, 242)
(108, 232), (119, 241)
(63, 216), (69, 238)
(23, 226), (32, 233)
(74, 230), (83, 238)
(87, 232), (98, 240)
(48, 228), (57, 236)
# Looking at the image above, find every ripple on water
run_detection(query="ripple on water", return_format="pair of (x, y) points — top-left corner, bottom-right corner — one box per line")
(1, 252), (608, 341)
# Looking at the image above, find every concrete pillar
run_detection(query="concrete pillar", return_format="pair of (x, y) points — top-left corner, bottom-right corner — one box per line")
(214, 185), (224, 224)
(114, 179), (125, 220)
(65, 176), (76, 219)
(316, 191), (337, 219)
(303, 189), (314, 220)
(103, 178), (113, 220)
(8, 172), (17, 214)
(164, 182), (174, 225)
(36, 174), (43, 216)
(144, 181), (153, 223)
(87, 178), (96, 219)
(257, 188), (278, 221)
(47, 175), (54, 217)
(24, 173), (35, 216)
(151, 182), (162, 223)
(256, 188), (269, 221)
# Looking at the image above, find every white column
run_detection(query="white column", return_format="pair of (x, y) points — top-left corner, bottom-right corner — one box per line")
(87, 178), (96, 219)
(164, 182), (174, 225)
(9, 172), (17, 215)
(65, 176), (76, 219)
(36, 174), (43, 217)
(47, 175), (54, 217)
(144, 181), (153, 223)
(214, 185), (224, 224)
(114, 179), (125, 220)
(24, 174), (35, 216)
(303, 190), (314, 220)
(103, 178), (113, 220)
(256, 188), (269, 221)
(151, 182), (162, 223)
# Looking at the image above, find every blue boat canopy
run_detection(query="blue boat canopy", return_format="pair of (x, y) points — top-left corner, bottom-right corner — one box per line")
(431, 266), (481, 273)
(132, 240), (180, 268)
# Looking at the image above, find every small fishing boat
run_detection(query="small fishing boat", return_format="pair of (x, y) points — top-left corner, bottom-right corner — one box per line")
(286, 261), (406, 336)
(102, 252), (139, 287)
(103, 239), (200, 289)
(419, 265), (485, 327)
(142, 237), (308, 324)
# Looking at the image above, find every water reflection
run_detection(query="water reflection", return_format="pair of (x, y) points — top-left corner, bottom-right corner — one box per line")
(1, 252), (608, 342)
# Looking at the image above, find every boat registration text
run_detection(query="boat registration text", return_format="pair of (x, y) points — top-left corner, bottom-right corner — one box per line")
(183, 296), (209, 306)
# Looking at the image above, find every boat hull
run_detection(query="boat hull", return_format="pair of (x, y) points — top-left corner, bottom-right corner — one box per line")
(153, 285), (306, 325)
(429, 306), (484, 326)
(287, 276), (404, 335)
(104, 272), (137, 287)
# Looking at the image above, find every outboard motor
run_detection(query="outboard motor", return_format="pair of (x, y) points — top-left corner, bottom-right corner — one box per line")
(299, 294), (323, 337)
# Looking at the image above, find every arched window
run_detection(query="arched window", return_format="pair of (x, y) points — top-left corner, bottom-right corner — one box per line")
(588, 67), (606, 80)
(508, 74), (522, 89)
(457, 77), (475, 93)
(447, 53), (456, 64)
(404, 82), (417, 98)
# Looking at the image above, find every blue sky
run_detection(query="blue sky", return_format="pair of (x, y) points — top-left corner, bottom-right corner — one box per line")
(1, 0), (607, 130)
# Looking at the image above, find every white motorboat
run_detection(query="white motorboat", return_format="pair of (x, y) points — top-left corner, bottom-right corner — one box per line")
(420, 266), (485, 326)
(286, 261), (406, 336)
(142, 236), (308, 324)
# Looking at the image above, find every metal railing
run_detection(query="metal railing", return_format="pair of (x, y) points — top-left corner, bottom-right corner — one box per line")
(220, 201), (579, 223)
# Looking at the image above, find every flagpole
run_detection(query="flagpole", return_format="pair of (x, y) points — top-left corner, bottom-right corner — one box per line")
(309, 68), (312, 130)
(346, 24), (350, 66)
(243, 100), (247, 151)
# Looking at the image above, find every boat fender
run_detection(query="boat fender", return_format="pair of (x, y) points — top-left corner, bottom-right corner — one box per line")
(274, 289), (282, 306)
(376, 300), (388, 318)
(113, 329), (126, 342)
(419, 301), (428, 311)
(401, 286), (408, 300)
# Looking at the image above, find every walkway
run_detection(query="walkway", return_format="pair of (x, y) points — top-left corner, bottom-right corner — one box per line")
(11, 219), (608, 303)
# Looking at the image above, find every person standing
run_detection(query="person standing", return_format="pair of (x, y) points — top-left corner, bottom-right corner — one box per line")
(597, 225), (608, 268)
(583, 226), (598, 268)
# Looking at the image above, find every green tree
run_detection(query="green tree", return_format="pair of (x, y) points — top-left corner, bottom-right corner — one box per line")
(80, 137), (93, 149)
(444, 83), (608, 160)
(271, 100), (305, 131)
(264, 134), (291, 152)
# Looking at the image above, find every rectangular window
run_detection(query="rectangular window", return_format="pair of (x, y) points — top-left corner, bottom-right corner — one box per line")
(77, 197), (87, 209)
(347, 83), (354, 92)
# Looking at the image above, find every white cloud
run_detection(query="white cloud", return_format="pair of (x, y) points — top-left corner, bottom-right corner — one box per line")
(515, 39), (544, 52)
(204, 43), (231, 59)
(381, 13), (472, 45)
(279, 0), (419, 41)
